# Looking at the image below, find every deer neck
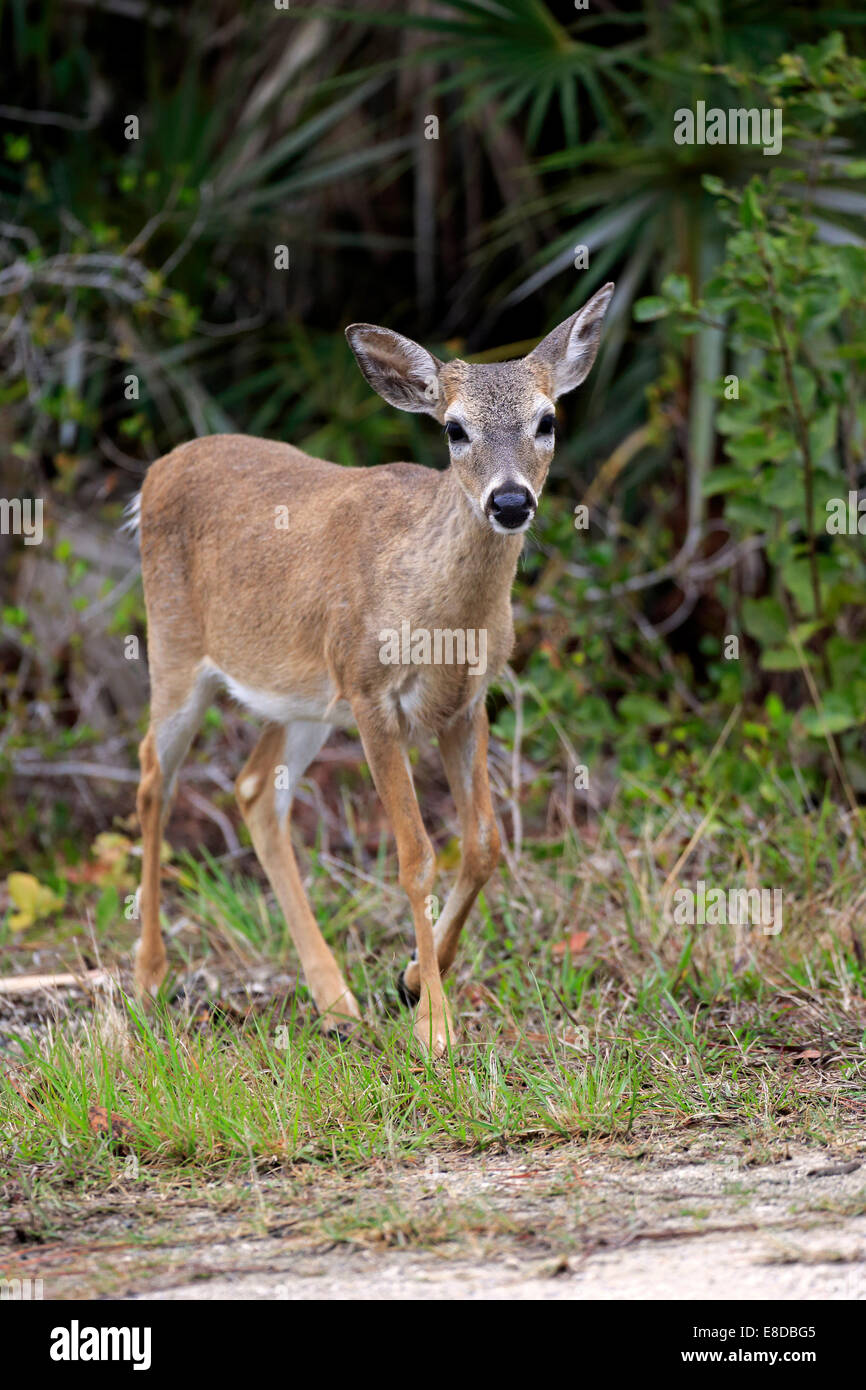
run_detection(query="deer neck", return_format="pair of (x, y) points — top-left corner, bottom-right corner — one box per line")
(421, 467), (524, 616)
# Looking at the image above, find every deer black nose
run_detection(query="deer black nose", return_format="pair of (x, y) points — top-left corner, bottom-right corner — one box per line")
(488, 485), (534, 530)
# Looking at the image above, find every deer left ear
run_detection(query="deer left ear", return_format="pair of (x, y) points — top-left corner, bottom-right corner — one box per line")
(527, 282), (615, 399)
(345, 323), (443, 417)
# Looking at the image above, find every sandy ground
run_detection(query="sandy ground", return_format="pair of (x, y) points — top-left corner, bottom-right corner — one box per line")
(6, 1135), (865, 1301)
(150, 1150), (866, 1301)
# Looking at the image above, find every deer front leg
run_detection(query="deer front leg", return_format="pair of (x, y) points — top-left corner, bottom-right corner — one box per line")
(353, 700), (452, 1057)
(402, 701), (500, 1000)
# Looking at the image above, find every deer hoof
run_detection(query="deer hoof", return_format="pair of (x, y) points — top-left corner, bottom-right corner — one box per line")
(396, 952), (420, 1009)
(313, 990), (362, 1040)
(133, 943), (168, 998)
(412, 1010), (452, 1059)
(324, 1022), (357, 1044)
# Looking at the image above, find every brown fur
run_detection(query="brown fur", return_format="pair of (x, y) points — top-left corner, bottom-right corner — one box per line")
(140, 440), (520, 732)
(132, 285), (614, 1056)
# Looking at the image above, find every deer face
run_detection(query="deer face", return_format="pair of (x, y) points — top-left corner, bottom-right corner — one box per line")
(346, 283), (614, 536)
(436, 361), (556, 534)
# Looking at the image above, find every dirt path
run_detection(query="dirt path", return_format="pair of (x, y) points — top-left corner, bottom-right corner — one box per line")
(6, 1134), (865, 1300)
(151, 1149), (866, 1300)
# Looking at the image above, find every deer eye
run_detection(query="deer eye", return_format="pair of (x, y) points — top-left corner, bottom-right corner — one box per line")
(446, 420), (468, 444)
(536, 413), (556, 438)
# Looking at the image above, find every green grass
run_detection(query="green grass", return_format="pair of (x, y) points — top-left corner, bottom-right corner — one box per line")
(2, 797), (866, 1196)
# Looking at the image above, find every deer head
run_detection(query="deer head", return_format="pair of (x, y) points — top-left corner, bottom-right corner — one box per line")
(346, 282), (614, 535)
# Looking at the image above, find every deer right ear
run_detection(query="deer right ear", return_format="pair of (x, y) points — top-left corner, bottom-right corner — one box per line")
(346, 324), (443, 417)
(526, 283), (615, 399)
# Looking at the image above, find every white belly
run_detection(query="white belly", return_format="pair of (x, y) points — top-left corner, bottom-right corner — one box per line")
(201, 659), (355, 729)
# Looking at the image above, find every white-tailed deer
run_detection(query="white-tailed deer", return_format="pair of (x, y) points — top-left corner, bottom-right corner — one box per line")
(130, 284), (614, 1055)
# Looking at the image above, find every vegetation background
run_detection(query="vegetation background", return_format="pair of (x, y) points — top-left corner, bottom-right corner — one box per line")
(1, 0), (865, 1014)
(2, 2), (866, 1231)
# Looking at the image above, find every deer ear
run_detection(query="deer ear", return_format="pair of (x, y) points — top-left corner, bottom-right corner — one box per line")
(526, 283), (614, 398)
(346, 324), (443, 417)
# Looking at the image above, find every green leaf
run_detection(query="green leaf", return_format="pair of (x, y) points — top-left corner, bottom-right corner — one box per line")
(701, 466), (748, 497)
(742, 597), (788, 646)
(701, 174), (728, 197)
(664, 274), (691, 305)
(800, 696), (860, 737)
(760, 645), (803, 671)
(740, 184), (765, 230)
(617, 694), (673, 728)
(633, 296), (669, 323)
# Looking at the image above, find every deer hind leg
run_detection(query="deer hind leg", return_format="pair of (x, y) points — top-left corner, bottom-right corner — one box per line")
(135, 664), (216, 996)
(402, 703), (499, 1001)
(235, 720), (361, 1033)
(353, 699), (452, 1057)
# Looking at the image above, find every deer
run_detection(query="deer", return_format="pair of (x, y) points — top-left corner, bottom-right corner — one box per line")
(129, 283), (614, 1056)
